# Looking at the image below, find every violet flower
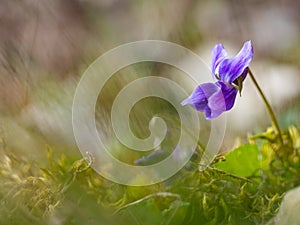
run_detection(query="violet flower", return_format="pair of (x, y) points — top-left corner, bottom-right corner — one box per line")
(181, 41), (254, 119)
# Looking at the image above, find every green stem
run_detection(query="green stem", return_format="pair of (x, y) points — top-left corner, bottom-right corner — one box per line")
(208, 166), (257, 185)
(113, 192), (181, 215)
(248, 67), (283, 144)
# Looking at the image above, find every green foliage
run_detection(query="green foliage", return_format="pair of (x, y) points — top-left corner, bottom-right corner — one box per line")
(1, 126), (300, 224)
(214, 144), (260, 177)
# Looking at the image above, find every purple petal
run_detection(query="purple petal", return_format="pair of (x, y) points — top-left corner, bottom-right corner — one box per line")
(181, 83), (220, 112)
(211, 43), (227, 75)
(206, 82), (238, 119)
(218, 40), (253, 84)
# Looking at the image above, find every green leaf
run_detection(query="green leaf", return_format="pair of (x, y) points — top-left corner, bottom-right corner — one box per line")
(213, 144), (260, 177)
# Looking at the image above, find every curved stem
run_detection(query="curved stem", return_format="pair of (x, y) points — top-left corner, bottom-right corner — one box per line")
(248, 67), (283, 144)
(113, 192), (181, 215)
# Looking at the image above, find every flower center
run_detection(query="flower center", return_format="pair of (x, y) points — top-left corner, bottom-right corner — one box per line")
(214, 64), (221, 80)
(232, 76), (243, 96)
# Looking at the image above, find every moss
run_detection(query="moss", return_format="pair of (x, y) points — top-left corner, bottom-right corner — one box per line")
(0, 126), (300, 224)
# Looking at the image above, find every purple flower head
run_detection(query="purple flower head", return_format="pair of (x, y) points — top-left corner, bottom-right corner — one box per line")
(182, 41), (253, 119)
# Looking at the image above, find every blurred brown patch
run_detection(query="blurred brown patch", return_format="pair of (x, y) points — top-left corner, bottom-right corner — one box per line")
(0, 0), (88, 78)
(0, 75), (28, 114)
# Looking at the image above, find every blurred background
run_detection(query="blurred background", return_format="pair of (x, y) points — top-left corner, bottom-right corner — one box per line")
(1, 0), (300, 161)
(1, 1), (300, 224)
